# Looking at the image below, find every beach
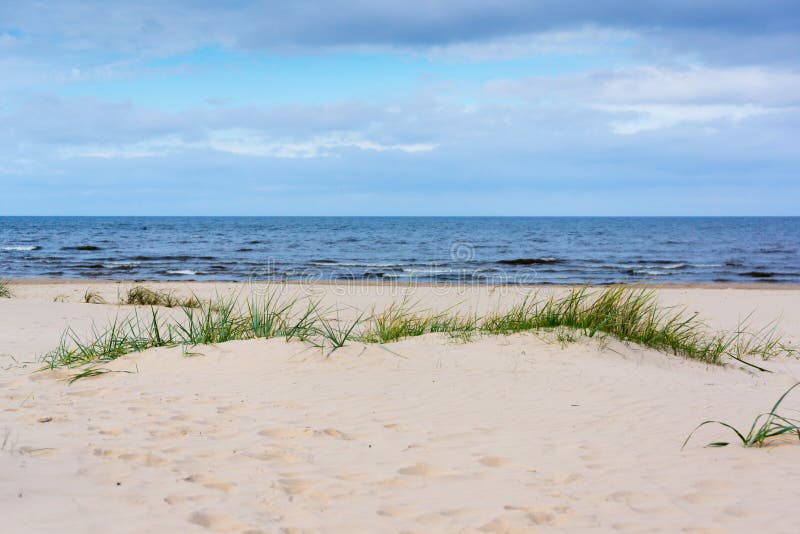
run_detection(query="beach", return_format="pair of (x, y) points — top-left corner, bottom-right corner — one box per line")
(1, 280), (799, 532)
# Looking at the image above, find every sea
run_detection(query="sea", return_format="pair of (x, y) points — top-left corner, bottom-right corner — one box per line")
(1, 217), (798, 284)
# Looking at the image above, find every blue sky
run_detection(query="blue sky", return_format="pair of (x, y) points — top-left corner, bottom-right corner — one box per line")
(1, 0), (799, 215)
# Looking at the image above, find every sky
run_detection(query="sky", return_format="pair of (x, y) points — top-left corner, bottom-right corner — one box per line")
(1, 0), (799, 215)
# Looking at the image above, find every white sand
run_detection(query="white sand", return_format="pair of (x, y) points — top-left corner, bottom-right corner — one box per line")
(2, 281), (800, 533)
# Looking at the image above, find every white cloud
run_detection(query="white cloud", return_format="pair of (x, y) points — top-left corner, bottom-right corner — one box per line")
(599, 104), (772, 134)
(487, 65), (800, 133)
(209, 131), (436, 158)
(55, 131), (437, 160)
(593, 66), (800, 106)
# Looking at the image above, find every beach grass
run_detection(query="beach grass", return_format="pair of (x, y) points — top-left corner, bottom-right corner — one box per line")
(42, 286), (795, 380)
(83, 289), (106, 304)
(0, 280), (12, 298)
(246, 293), (295, 339)
(317, 310), (364, 352)
(683, 383), (800, 448)
(123, 285), (201, 308)
(358, 298), (477, 344)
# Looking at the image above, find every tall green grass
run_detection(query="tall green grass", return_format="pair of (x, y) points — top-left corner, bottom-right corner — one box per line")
(683, 383), (800, 448)
(42, 286), (795, 380)
(317, 310), (364, 351)
(0, 280), (12, 298)
(358, 299), (476, 343)
(479, 287), (772, 367)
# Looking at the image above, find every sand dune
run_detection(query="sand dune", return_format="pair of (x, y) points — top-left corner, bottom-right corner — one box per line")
(2, 282), (800, 533)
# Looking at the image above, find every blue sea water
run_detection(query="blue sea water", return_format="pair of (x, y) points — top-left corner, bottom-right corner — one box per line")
(0, 217), (798, 284)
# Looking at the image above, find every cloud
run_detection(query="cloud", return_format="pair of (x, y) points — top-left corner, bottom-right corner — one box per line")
(1, 1), (798, 64)
(600, 104), (772, 134)
(0, 95), (441, 166)
(56, 132), (437, 160)
(488, 65), (800, 132)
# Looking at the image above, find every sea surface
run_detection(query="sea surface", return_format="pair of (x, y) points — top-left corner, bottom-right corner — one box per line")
(1, 217), (798, 284)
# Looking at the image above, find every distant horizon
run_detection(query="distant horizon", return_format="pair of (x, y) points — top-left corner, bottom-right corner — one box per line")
(2, 215), (800, 219)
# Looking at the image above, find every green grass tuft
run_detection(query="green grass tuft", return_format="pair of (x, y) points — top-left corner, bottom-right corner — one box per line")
(246, 293), (295, 339)
(683, 383), (800, 448)
(173, 298), (245, 345)
(0, 280), (12, 298)
(316, 310), (364, 353)
(123, 285), (200, 308)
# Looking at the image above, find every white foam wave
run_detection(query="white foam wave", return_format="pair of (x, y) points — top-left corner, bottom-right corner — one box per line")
(2, 245), (39, 251)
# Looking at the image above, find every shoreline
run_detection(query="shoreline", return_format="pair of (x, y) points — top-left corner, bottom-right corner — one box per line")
(4, 277), (800, 290)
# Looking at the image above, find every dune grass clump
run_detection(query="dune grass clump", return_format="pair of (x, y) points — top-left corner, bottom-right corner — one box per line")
(42, 295), (311, 370)
(123, 285), (201, 309)
(683, 383), (800, 448)
(173, 298), (246, 345)
(43, 309), (176, 369)
(358, 299), (477, 344)
(83, 289), (106, 304)
(359, 301), (434, 343)
(0, 280), (12, 298)
(479, 287), (789, 368)
(41, 286), (795, 382)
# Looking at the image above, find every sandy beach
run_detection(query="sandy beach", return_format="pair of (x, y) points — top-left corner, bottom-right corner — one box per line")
(2, 280), (800, 533)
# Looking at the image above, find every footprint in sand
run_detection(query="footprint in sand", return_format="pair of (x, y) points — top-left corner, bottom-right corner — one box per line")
(371, 477), (413, 489)
(164, 494), (209, 505)
(502, 505), (561, 526)
(315, 427), (354, 440)
(258, 427), (314, 439)
(479, 515), (533, 533)
(249, 448), (304, 464)
(188, 511), (249, 532)
(274, 478), (330, 503)
(376, 505), (417, 518)
(118, 452), (168, 467)
(479, 456), (511, 468)
(184, 474), (237, 493)
(397, 463), (447, 477)
(259, 426), (354, 440)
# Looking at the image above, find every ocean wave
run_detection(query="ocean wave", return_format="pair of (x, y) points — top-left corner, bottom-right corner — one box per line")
(629, 269), (670, 276)
(309, 260), (402, 268)
(739, 271), (774, 278)
(167, 270), (198, 276)
(103, 262), (139, 270)
(759, 248), (796, 254)
(2, 245), (41, 251)
(62, 245), (102, 251)
(132, 255), (216, 261)
(401, 267), (458, 275)
(497, 257), (562, 265)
